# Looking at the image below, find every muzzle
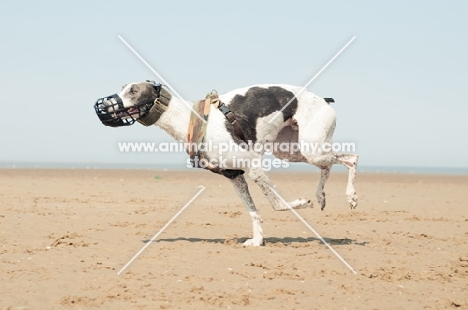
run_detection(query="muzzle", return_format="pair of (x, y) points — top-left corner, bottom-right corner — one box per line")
(94, 94), (154, 127)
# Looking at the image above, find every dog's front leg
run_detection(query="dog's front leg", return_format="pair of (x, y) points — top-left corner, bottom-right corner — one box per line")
(229, 174), (264, 246)
(249, 167), (312, 211)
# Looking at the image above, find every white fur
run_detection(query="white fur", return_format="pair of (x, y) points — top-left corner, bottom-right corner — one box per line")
(119, 83), (135, 108)
(255, 112), (286, 144)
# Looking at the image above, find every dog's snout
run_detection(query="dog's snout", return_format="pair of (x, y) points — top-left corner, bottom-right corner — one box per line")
(102, 99), (113, 113)
(103, 99), (114, 107)
(101, 97), (121, 113)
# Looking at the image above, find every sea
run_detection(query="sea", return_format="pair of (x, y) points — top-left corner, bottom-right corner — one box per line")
(1, 162), (467, 175)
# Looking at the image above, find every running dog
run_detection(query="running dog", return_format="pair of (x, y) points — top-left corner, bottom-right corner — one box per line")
(94, 81), (358, 246)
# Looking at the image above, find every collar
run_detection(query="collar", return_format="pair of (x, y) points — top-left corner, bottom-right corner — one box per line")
(137, 86), (172, 126)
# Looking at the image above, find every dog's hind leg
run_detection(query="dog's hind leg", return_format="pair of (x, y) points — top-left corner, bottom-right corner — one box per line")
(316, 166), (331, 210)
(296, 103), (358, 209)
(230, 174), (264, 246)
(248, 166), (312, 211)
(334, 153), (359, 208)
(304, 153), (359, 210)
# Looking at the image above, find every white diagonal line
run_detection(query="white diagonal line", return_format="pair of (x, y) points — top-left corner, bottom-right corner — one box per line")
(268, 186), (357, 274)
(117, 186), (206, 275)
(118, 35), (206, 123)
(268, 36), (356, 123)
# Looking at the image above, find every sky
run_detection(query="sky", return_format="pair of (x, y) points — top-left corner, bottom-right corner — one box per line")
(0, 0), (467, 168)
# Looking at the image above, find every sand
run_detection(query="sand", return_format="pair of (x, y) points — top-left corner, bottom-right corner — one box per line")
(1, 169), (467, 309)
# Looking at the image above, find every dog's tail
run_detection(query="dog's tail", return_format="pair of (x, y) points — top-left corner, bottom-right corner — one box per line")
(324, 98), (335, 104)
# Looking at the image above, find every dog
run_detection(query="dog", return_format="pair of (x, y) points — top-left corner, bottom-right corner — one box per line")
(95, 81), (358, 246)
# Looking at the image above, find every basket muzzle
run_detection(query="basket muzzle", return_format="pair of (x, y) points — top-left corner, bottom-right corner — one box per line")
(94, 94), (154, 127)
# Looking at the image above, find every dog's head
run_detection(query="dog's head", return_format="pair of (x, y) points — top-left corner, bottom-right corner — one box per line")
(94, 80), (161, 127)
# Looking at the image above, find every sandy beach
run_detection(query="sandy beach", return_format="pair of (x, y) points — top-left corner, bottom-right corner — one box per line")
(1, 169), (467, 309)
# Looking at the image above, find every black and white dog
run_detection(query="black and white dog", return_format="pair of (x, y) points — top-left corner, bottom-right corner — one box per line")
(96, 81), (358, 246)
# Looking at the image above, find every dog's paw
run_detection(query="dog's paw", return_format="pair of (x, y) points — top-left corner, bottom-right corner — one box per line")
(243, 238), (264, 246)
(347, 192), (358, 209)
(317, 191), (326, 210)
(289, 198), (313, 209)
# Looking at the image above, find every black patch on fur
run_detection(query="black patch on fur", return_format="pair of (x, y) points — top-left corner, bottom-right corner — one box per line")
(219, 169), (245, 179)
(224, 86), (298, 143)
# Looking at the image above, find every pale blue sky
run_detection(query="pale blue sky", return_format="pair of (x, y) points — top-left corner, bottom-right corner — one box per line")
(1, 1), (467, 168)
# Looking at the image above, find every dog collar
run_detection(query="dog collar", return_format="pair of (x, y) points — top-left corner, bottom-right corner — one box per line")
(137, 86), (172, 126)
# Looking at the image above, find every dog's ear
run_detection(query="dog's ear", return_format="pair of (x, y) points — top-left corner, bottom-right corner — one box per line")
(146, 80), (156, 85)
(121, 84), (128, 90)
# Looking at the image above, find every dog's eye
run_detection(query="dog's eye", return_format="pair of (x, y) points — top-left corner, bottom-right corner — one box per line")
(129, 85), (140, 95)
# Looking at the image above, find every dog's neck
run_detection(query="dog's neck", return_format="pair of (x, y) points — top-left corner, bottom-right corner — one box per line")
(154, 96), (192, 143)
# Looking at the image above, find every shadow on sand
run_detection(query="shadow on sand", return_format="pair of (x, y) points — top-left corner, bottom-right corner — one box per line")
(143, 236), (367, 246)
